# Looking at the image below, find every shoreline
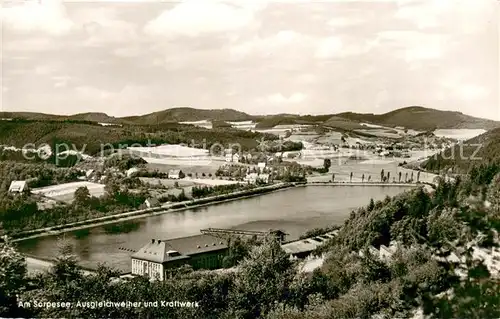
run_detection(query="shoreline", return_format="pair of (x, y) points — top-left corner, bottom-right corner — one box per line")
(11, 183), (294, 242)
(11, 181), (424, 243)
(304, 182), (421, 187)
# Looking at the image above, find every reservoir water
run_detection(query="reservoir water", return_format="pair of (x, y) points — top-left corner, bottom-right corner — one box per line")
(16, 186), (412, 273)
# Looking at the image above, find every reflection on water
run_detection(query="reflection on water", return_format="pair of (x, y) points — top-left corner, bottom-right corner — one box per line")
(73, 229), (90, 239)
(16, 186), (412, 273)
(103, 221), (141, 234)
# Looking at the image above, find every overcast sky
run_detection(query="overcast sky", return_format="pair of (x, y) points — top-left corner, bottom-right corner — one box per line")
(2, 0), (499, 120)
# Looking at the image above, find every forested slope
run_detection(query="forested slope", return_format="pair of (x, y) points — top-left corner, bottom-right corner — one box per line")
(423, 128), (500, 173)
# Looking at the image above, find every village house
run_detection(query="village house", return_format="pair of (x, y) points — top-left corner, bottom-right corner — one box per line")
(8, 180), (28, 193)
(143, 197), (161, 209)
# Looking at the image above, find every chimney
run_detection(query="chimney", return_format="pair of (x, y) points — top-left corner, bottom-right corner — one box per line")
(152, 239), (155, 244)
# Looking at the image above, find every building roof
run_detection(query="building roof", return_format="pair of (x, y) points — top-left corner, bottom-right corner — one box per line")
(164, 234), (228, 255)
(281, 240), (319, 255)
(85, 169), (94, 178)
(132, 234), (228, 263)
(131, 239), (190, 263)
(145, 197), (160, 207)
(8, 180), (27, 192)
(280, 231), (337, 255)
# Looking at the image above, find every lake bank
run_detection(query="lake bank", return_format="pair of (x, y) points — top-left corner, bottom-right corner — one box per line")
(11, 183), (294, 242)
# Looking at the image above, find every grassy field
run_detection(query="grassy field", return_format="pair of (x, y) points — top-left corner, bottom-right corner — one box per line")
(31, 181), (105, 203)
(305, 159), (437, 184)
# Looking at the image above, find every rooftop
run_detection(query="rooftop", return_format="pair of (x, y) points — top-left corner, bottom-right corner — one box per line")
(8, 180), (27, 192)
(281, 231), (338, 255)
(132, 234), (228, 263)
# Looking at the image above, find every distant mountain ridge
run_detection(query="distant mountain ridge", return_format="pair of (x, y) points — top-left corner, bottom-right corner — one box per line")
(2, 106), (499, 131)
(334, 106), (500, 131)
(0, 107), (252, 124)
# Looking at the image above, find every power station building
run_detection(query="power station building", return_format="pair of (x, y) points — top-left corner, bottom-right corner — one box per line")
(131, 234), (228, 280)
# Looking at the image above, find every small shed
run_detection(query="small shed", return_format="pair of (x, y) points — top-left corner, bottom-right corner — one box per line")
(144, 197), (161, 208)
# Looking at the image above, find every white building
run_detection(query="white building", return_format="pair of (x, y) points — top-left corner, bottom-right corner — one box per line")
(144, 197), (161, 208)
(8, 181), (28, 193)
(257, 162), (266, 170)
(131, 239), (174, 281)
(224, 149), (240, 163)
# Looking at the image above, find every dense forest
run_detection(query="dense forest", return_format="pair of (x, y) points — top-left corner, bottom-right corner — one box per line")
(1, 162), (499, 318)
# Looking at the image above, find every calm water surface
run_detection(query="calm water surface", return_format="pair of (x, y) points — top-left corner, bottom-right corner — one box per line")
(17, 186), (411, 273)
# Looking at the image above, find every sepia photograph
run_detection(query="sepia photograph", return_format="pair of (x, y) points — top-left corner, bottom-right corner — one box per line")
(1, 0), (499, 318)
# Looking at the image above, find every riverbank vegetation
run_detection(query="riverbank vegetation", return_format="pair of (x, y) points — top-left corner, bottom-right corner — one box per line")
(1, 162), (499, 318)
(191, 183), (255, 199)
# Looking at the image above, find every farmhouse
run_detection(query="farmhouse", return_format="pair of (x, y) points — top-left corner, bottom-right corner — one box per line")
(8, 181), (28, 193)
(131, 235), (228, 281)
(143, 197), (161, 208)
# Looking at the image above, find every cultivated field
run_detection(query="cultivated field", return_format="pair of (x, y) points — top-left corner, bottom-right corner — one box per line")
(31, 181), (105, 203)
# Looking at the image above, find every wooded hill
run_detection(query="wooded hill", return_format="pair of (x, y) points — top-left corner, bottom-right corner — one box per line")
(423, 127), (500, 173)
(334, 106), (500, 131)
(3, 106), (499, 131)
